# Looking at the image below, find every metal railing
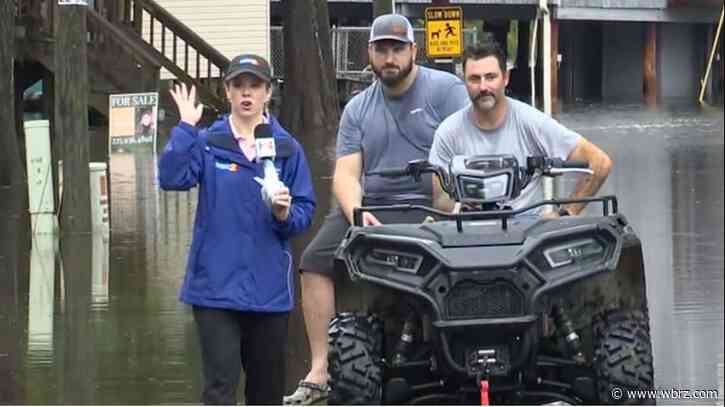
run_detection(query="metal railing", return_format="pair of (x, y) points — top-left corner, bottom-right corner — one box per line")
(271, 25), (479, 81)
(121, 0), (228, 111)
(16, 0), (229, 112)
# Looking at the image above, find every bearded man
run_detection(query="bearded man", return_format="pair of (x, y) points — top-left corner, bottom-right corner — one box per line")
(284, 13), (470, 405)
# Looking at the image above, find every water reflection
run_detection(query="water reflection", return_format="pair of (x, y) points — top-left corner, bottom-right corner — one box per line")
(27, 232), (57, 363)
(97, 151), (200, 404)
(667, 146), (724, 404)
(59, 234), (95, 404)
(0, 209), (29, 405)
(91, 232), (110, 309)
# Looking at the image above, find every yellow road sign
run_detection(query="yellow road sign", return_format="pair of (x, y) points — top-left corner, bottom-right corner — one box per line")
(425, 7), (463, 59)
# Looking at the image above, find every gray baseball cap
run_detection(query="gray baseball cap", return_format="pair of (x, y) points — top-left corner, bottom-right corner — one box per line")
(368, 14), (415, 44)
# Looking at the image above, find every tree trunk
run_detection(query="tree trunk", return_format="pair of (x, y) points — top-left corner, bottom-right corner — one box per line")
(280, 0), (339, 228)
(279, 0), (340, 392)
(373, 0), (394, 17)
(54, 2), (91, 234)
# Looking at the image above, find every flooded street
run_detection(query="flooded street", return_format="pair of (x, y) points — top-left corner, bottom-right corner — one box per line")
(1, 102), (723, 404)
(559, 103), (724, 405)
(561, 106), (725, 404)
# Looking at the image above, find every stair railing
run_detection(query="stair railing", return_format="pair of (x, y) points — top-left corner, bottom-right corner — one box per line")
(119, 0), (229, 112)
(16, 0), (233, 112)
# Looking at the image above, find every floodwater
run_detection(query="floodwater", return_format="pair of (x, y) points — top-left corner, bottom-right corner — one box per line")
(559, 103), (725, 405)
(0, 102), (723, 404)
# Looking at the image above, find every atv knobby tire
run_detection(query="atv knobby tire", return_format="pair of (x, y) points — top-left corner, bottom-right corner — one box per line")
(593, 309), (655, 405)
(328, 313), (384, 405)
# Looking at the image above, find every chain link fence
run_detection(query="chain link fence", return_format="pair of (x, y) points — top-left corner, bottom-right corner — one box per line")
(270, 26), (479, 81)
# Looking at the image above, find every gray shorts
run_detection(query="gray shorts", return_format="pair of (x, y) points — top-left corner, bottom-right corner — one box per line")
(299, 203), (433, 276)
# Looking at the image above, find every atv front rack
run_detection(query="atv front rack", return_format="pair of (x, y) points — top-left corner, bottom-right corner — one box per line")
(353, 196), (619, 232)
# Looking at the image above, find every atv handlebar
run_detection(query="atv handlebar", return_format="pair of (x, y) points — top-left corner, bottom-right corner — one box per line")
(366, 159), (439, 184)
(525, 157), (591, 174)
(558, 160), (589, 168)
(371, 156), (591, 180)
(367, 155), (593, 208)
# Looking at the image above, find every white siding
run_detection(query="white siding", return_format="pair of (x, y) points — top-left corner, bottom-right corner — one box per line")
(148, 0), (270, 79)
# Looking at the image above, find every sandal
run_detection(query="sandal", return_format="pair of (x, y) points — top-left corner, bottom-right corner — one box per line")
(283, 381), (330, 405)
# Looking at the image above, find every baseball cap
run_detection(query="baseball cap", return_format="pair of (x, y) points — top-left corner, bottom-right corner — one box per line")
(224, 54), (272, 83)
(369, 14), (415, 44)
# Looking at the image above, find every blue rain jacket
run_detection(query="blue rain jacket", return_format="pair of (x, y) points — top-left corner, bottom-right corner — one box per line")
(158, 115), (316, 312)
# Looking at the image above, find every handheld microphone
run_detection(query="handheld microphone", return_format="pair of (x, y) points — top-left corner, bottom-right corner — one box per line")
(253, 123), (285, 207)
(254, 123), (277, 160)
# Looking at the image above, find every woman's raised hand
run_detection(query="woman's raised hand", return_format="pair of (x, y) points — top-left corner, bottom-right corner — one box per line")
(170, 83), (204, 127)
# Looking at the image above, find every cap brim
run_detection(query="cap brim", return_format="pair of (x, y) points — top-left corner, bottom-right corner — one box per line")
(224, 68), (271, 83)
(369, 35), (413, 44)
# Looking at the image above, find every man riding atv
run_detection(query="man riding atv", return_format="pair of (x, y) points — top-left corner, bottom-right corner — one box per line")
(324, 41), (654, 405)
(429, 40), (612, 217)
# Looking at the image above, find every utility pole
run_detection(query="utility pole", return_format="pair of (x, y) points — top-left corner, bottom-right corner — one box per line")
(0, 3), (26, 403)
(1, 0), (29, 239)
(54, 1), (91, 234)
(550, 19), (559, 115)
(1, 2), (25, 196)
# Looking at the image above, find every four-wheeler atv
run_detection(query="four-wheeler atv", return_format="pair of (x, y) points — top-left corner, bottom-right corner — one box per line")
(328, 155), (655, 405)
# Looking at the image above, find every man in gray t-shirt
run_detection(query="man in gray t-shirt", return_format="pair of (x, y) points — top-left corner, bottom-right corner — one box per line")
(285, 14), (469, 404)
(429, 40), (612, 216)
(338, 64), (468, 202)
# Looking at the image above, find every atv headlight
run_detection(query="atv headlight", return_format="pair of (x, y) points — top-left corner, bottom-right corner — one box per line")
(367, 249), (422, 274)
(543, 238), (604, 268)
(458, 173), (510, 202)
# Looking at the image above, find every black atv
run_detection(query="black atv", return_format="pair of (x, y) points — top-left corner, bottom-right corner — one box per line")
(328, 155), (655, 405)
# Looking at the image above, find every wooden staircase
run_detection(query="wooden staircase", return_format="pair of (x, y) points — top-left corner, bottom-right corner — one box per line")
(16, 0), (230, 116)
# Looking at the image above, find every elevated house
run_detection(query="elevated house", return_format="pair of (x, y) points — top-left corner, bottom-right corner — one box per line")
(13, 0), (270, 147)
(273, 0), (723, 107)
(10, 0), (722, 146)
